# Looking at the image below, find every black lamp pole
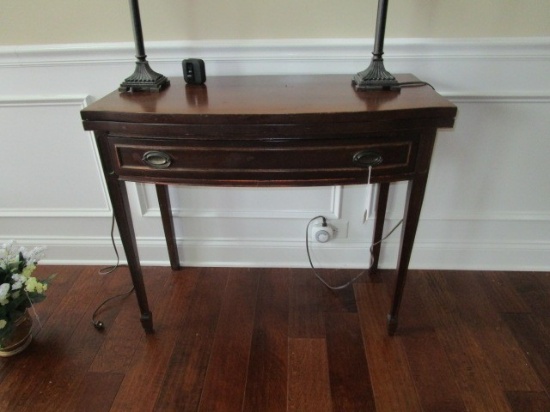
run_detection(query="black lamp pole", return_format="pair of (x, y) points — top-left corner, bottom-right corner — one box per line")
(119, 0), (170, 92)
(353, 0), (400, 91)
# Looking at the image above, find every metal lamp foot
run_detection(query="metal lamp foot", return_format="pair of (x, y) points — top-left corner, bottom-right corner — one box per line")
(119, 61), (170, 93)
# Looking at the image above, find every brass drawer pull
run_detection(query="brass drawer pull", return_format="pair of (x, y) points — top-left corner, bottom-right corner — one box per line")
(142, 151), (172, 169)
(353, 150), (383, 168)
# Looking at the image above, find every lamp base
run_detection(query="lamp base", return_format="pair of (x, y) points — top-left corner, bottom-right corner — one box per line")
(352, 58), (400, 91)
(119, 60), (170, 93)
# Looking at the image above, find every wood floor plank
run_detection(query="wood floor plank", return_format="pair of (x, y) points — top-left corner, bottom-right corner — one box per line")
(508, 272), (550, 316)
(354, 280), (422, 412)
(398, 272), (467, 412)
(64, 372), (124, 412)
(503, 313), (550, 396)
(317, 270), (358, 313)
(506, 391), (550, 412)
(444, 271), (543, 392)
(288, 338), (332, 412)
(288, 269), (326, 338)
(288, 269), (358, 340)
(324, 312), (375, 412)
(109, 267), (202, 412)
(478, 271), (530, 314)
(197, 268), (260, 412)
(145, 267), (226, 412)
(111, 338), (177, 412)
(242, 268), (289, 412)
(419, 271), (514, 412)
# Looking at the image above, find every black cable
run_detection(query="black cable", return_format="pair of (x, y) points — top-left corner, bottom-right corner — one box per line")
(98, 213), (121, 275)
(91, 213), (134, 331)
(397, 81), (435, 90)
(91, 286), (135, 331)
(306, 215), (403, 290)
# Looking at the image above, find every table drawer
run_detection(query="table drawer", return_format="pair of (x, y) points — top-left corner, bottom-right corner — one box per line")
(108, 135), (419, 185)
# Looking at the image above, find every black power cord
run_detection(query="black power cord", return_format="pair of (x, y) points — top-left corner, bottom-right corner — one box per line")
(91, 286), (135, 331)
(91, 214), (135, 331)
(397, 81), (435, 90)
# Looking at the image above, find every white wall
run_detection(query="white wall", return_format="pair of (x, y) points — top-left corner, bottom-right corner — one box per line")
(2, 0), (549, 44)
(1, 37), (549, 270)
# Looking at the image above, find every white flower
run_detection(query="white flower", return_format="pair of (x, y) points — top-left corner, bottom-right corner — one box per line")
(0, 283), (10, 305)
(0, 241), (15, 258)
(0, 319), (7, 329)
(0, 283), (10, 299)
(11, 274), (25, 290)
(21, 246), (46, 264)
(1, 241), (14, 254)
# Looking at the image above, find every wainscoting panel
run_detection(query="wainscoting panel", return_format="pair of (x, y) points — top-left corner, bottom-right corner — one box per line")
(0, 96), (110, 217)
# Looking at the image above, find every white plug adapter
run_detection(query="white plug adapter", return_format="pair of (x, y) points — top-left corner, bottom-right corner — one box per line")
(311, 222), (334, 243)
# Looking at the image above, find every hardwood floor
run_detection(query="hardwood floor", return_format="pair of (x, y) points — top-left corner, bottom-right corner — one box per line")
(1, 266), (549, 411)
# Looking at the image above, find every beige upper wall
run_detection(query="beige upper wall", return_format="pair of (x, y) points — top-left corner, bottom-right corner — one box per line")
(1, 0), (549, 46)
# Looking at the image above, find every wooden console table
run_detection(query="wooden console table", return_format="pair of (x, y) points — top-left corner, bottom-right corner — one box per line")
(81, 74), (456, 335)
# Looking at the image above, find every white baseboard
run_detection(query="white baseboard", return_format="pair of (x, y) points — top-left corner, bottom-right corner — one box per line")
(32, 236), (550, 272)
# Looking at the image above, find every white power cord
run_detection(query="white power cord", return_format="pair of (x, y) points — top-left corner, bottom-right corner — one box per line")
(306, 215), (403, 290)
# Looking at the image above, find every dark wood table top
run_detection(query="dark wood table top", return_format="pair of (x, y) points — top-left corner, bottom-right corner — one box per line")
(82, 74), (456, 127)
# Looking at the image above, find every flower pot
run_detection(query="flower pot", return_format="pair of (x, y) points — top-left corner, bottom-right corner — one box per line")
(0, 311), (33, 357)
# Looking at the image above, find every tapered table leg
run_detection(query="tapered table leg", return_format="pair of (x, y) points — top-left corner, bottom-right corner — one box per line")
(156, 184), (181, 270)
(387, 174), (429, 335)
(369, 182), (390, 275)
(95, 134), (154, 334)
(106, 179), (154, 334)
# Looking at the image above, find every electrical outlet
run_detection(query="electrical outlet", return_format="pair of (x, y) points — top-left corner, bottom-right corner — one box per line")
(310, 219), (348, 243)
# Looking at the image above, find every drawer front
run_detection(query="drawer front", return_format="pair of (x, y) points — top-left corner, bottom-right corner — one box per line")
(108, 135), (419, 185)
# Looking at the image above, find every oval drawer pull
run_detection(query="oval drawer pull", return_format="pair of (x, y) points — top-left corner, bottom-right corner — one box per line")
(142, 151), (172, 169)
(353, 150), (383, 168)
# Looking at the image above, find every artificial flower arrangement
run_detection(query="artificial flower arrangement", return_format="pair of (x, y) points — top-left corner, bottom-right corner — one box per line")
(0, 241), (53, 346)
